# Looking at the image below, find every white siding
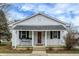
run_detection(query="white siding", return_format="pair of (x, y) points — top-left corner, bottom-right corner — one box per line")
(47, 31), (67, 46)
(17, 31), (32, 46)
(20, 40), (32, 46)
(11, 14), (67, 47)
(11, 30), (20, 47)
(11, 30), (67, 47)
(12, 14), (65, 28)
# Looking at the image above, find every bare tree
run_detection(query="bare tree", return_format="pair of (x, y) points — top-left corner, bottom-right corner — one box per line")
(0, 3), (10, 10)
(64, 23), (78, 49)
(0, 4), (11, 45)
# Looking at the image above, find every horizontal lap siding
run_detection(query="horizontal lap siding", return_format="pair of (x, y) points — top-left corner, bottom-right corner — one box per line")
(13, 15), (64, 29)
(20, 40), (32, 46)
(17, 31), (32, 46)
(17, 15), (61, 25)
(12, 30), (67, 46)
(47, 31), (66, 46)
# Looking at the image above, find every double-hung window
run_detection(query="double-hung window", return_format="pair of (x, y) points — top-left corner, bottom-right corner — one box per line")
(50, 31), (60, 39)
(19, 31), (32, 39)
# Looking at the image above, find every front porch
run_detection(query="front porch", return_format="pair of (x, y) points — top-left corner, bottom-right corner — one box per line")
(19, 31), (46, 46)
(12, 30), (65, 48)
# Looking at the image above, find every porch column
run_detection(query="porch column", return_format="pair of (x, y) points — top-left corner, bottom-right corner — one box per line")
(12, 30), (17, 49)
(45, 31), (47, 46)
(60, 31), (65, 45)
(32, 31), (34, 46)
(16, 30), (20, 45)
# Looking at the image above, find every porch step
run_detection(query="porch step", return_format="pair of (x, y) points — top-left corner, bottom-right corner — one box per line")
(33, 46), (46, 51)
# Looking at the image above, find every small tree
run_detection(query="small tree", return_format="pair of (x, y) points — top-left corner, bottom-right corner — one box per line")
(0, 10), (11, 44)
(64, 24), (78, 49)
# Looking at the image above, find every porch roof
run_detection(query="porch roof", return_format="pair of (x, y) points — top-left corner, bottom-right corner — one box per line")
(13, 25), (66, 30)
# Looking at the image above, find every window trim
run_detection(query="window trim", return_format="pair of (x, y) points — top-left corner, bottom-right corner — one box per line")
(19, 31), (32, 39)
(50, 31), (60, 39)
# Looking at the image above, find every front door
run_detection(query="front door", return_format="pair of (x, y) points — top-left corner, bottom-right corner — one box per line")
(37, 32), (42, 44)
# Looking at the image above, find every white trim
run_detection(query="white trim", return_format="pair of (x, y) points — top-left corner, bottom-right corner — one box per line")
(32, 31), (34, 46)
(36, 32), (44, 45)
(14, 30), (65, 31)
(45, 31), (47, 46)
(60, 31), (63, 40)
(14, 30), (17, 48)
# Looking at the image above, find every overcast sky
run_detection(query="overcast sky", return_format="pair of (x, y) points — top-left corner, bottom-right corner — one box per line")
(5, 3), (79, 26)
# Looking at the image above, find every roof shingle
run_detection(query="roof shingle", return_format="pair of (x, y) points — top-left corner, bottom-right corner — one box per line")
(14, 25), (66, 30)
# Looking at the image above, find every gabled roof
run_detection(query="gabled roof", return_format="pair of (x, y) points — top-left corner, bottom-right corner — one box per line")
(12, 12), (67, 26)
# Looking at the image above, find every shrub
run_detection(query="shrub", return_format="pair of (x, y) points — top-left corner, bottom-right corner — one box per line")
(64, 31), (78, 50)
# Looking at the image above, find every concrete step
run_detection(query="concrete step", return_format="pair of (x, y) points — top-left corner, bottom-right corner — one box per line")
(32, 51), (47, 56)
(33, 46), (46, 51)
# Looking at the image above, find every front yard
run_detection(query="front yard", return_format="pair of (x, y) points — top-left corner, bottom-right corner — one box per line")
(0, 42), (32, 53)
(1, 42), (79, 54)
(46, 47), (79, 54)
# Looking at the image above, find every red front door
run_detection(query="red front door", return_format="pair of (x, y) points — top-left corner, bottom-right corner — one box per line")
(38, 32), (42, 43)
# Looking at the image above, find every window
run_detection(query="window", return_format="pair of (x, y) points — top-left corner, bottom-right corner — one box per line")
(19, 31), (32, 39)
(50, 31), (60, 39)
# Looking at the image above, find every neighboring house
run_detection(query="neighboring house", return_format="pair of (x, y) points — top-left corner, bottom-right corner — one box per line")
(10, 13), (68, 48)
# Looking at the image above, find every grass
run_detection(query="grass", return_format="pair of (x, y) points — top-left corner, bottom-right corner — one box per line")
(0, 42), (32, 53)
(1, 42), (79, 54)
(46, 46), (79, 54)
(46, 48), (79, 54)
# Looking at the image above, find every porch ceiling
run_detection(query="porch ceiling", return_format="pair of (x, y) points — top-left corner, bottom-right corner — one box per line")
(13, 25), (66, 30)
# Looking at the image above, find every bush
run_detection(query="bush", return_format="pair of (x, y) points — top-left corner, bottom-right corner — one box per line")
(64, 31), (78, 50)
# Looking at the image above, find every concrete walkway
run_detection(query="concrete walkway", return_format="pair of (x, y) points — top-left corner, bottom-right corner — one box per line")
(32, 51), (47, 56)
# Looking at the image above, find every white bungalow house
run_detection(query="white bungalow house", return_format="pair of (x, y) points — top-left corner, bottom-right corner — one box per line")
(10, 13), (68, 48)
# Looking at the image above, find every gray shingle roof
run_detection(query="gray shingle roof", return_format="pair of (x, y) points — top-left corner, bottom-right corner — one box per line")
(14, 25), (66, 30)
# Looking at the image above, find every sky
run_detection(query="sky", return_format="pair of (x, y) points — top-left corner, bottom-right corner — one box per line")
(5, 3), (79, 26)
